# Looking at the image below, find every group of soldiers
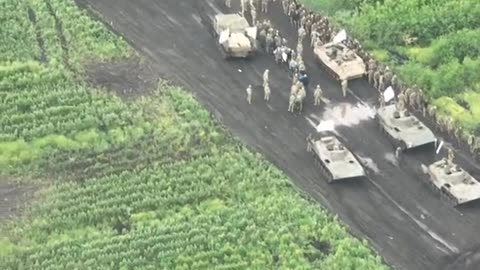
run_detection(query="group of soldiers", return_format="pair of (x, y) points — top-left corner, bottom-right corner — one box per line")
(236, 0), (480, 158)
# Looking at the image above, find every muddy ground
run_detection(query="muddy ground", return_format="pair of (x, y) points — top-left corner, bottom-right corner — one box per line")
(84, 56), (158, 98)
(0, 181), (37, 221)
(75, 0), (480, 269)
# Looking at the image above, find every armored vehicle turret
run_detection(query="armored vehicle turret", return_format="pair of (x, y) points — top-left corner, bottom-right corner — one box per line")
(314, 42), (366, 81)
(207, 13), (257, 59)
(376, 104), (436, 150)
(422, 159), (480, 205)
(307, 134), (366, 183)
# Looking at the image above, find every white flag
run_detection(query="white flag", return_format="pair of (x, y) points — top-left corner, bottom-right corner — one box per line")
(219, 29), (230, 44)
(436, 141), (444, 154)
(282, 52), (288, 62)
(316, 120), (335, 132)
(383, 86), (395, 102)
(333, 29), (347, 44)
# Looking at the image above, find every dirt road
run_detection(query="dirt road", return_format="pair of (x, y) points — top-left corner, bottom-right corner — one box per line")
(75, 0), (480, 269)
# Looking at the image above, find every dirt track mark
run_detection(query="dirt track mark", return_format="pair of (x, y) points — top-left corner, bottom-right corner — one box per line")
(44, 0), (70, 69)
(26, 6), (48, 64)
(0, 181), (37, 222)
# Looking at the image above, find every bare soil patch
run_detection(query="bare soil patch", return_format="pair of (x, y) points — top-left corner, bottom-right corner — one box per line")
(84, 56), (158, 98)
(0, 181), (37, 222)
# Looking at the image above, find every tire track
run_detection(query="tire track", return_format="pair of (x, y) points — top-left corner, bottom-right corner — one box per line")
(26, 6), (48, 64)
(44, 0), (71, 69)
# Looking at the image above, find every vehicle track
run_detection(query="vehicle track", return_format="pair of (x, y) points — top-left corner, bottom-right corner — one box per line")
(75, 0), (480, 269)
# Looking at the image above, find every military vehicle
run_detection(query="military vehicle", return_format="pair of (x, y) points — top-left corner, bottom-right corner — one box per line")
(376, 104), (436, 150)
(307, 134), (366, 183)
(421, 159), (480, 205)
(206, 13), (257, 59)
(314, 42), (366, 81)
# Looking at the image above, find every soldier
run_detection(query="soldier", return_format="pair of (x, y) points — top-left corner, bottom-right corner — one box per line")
(447, 148), (455, 165)
(379, 93), (385, 108)
(391, 74), (398, 90)
(263, 69), (269, 87)
(274, 34), (282, 49)
(264, 83), (271, 101)
(397, 93), (406, 110)
(274, 47), (283, 64)
(251, 7), (257, 25)
(310, 30), (319, 47)
(298, 25), (306, 41)
(446, 117), (455, 135)
(296, 42), (303, 57)
(261, 0), (269, 13)
(288, 94), (296, 112)
(368, 58), (377, 71)
(468, 134), (475, 152)
(427, 104), (437, 121)
(378, 74), (385, 92)
(341, 79), (348, 97)
(225, 0), (231, 8)
(289, 57), (298, 74)
(395, 146), (402, 160)
(367, 68), (374, 85)
(258, 28), (267, 50)
(307, 133), (313, 152)
(265, 32), (274, 54)
(314, 84), (323, 106)
(409, 91), (417, 110)
(403, 87), (412, 105)
(373, 69), (381, 89)
(282, 0), (289, 15)
(246, 84), (253, 104)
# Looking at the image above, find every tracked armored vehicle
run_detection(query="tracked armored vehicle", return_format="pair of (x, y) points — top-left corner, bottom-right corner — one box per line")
(307, 134), (366, 183)
(376, 104), (436, 150)
(421, 159), (480, 205)
(206, 13), (257, 59)
(314, 42), (366, 81)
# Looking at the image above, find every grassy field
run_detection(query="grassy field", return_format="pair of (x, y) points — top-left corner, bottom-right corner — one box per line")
(303, 0), (480, 136)
(0, 0), (389, 269)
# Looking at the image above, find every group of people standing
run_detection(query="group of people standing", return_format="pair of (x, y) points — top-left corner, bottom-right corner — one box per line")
(231, 0), (479, 158)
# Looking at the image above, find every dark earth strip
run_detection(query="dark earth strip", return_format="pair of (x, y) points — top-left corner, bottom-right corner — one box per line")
(26, 6), (48, 64)
(74, 0), (480, 269)
(44, 0), (70, 69)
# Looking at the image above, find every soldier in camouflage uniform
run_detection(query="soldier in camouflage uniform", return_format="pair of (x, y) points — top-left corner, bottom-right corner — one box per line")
(246, 85), (253, 104)
(282, 0), (289, 15)
(427, 104), (437, 122)
(403, 87), (412, 106)
(379, 93), (385, 108)
(391, 74), (398, 90)
(265, 32), (274, 54)
(261, 0), (269, 13)
(409, 91), (417, 110)
(264, 83), (271, 101)
(447, 148), (455, 166)
(263, 69), (269, 87)
(314, 84), (323, 106)
(341, 79), (348, 97)
(373, 70), (381, 90)
(367, 68), (374, 85)
(378, 74), (385, 92)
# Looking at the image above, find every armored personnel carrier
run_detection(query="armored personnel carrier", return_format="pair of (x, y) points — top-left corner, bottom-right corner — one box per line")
(206, 13), (257, 59)
(421, 159), (480, 205)
(314, 42), (366, 81)
(376, 104), (436, 150)
(307, 134), (366, 183)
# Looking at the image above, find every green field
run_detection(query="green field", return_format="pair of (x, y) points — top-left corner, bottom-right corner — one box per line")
(303, 0), (480, 135)
(0, 0), (389, 269)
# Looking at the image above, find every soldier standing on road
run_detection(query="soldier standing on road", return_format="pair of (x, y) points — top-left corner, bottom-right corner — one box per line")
(265, 32), (274, 54)
(395, 146), (402, 160)
(246, 84), (253, 104)
(307, 133), (313, 152)
(282, 0), (289, 15)
(409, 91), (417, 110)
(298, 25), (306, 42)
(378, 74), (385, 92)
(263, 69), (269, 87)
(447, 148), (455, 165)
(367, 68), (374, 85)
(379, 93), (385, 108)
(258, 28), (267, 50)
(373, 69), (381, 89)
(391, 74), (398, 90)
(341, 79), (348, 97)
(261, 0), (269, 13)
(427, 104), (437, 121)
(314, 84), (323, 106)
(264, 83), (271, 101)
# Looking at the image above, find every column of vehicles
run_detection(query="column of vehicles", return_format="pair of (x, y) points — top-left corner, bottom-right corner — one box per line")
(204, 11), (480, 207)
